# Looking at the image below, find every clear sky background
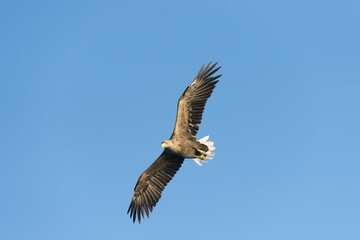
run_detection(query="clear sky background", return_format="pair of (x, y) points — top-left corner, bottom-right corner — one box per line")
(1, 0), (359, 239)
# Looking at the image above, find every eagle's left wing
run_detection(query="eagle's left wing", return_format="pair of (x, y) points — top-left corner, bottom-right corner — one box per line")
(171, 62), (221, 140)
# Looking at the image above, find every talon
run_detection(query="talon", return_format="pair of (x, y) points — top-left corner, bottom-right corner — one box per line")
(197, 149), (207, 160)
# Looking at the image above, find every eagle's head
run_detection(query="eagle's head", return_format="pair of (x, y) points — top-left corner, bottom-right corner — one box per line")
(161, 140), (170, 149)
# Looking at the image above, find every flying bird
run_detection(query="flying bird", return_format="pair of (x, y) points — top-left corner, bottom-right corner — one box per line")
(127, 62), (222, 223)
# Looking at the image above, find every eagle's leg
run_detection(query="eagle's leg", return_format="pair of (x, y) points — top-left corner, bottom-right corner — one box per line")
(192, 136), (215, 166)
(197, 149), (207, 160)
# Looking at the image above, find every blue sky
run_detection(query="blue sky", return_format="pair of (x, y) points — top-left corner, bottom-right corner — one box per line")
(1, 0), (359, 239)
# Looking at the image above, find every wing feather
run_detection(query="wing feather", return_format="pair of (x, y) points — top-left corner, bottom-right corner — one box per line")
(127, 151), (184, 223)
(171, 62), (221, 140)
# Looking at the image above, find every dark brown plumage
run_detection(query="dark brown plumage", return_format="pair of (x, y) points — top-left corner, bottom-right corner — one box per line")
(127, 62), (221, 223)
(127, 152), (184, 223)
(172, 62), (221, 140)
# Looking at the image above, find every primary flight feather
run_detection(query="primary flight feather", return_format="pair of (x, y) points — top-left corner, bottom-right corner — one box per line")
(127, 62), (222, 223)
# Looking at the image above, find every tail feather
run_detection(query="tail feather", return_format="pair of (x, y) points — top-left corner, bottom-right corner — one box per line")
(193, 135), (216, 166)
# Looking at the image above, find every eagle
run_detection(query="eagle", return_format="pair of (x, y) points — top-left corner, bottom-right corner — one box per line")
(127, 62), (222, 223)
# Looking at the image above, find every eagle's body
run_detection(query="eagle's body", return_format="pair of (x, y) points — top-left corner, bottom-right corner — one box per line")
(127, 62), (221, 223)
(162, 137), (207, 158)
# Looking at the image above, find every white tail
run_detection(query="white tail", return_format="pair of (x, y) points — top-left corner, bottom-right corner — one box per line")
(192, 135), (216, 166)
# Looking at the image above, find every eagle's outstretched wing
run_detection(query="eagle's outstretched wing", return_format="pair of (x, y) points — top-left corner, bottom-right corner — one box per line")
(171, 62), (221, 140)
(127, 151), (184, 223)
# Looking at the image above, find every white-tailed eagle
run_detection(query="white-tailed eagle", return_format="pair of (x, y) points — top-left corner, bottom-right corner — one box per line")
(127, 62), (222, 223)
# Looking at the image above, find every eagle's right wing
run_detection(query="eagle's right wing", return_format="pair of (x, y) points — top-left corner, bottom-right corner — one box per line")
(127, 151), (184, 223)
